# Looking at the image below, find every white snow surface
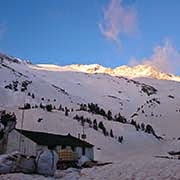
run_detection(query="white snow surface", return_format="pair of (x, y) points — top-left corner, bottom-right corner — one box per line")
(36, 63), (180, 82)
(0, 158), (180, 180)
(0, 56), (180, 179)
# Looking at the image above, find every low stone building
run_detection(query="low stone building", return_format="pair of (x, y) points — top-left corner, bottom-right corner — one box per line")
(6, 129), (94, 160)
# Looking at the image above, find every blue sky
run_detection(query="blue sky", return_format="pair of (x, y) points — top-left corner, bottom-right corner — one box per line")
(0, 0), (180, 74)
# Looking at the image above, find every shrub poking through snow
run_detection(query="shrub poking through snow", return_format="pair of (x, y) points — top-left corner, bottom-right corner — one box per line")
(46, 104), (52, 112)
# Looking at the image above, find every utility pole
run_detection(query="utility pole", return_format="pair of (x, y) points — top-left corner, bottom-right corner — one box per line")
(19, 92), (26, 152)
(81, 120), (87, 156)
(81, 120), (86, 140)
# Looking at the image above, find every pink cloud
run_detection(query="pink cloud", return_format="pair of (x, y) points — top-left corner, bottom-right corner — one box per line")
(99, 0), (138, 48)
(129, 40), (180, 74)
(145, 40), (180, 73)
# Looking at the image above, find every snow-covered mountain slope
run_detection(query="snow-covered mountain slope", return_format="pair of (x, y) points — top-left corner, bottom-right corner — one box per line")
(37, 63), (180, 82)
(26, 62), (180, 138)
(0, 54), (180, 161)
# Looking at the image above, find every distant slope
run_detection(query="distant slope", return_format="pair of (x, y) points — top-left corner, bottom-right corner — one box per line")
(0, 53), (180, 161)
(37, 63), (180, 82)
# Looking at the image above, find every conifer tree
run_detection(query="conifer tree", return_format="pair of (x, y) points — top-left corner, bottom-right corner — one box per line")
(110, 129), (114, 138)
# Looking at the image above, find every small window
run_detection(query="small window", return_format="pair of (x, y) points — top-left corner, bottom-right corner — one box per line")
(71, 146), (75, 151)
(61, 145), (66, 149)
(82, 147), (85, 155)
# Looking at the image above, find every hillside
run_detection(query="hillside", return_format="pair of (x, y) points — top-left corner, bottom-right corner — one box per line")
(37, 63), (180, 82)
(0, 53), (180, 163)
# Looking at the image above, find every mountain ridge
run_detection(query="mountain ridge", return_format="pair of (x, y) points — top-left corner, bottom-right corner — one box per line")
(1, 52), (180, 82)
(37, 63), (180, 82)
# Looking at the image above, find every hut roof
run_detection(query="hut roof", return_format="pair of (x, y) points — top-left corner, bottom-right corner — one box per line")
(16, 129), (93, 148)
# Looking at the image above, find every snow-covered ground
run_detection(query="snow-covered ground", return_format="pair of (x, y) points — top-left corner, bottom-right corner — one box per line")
(0, 157), (180, 180)
(81, 158), (180, 180)
(0, 55), (180, 179)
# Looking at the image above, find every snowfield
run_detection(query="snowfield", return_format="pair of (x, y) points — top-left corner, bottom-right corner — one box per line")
(81, 158), (180, 180)
(0, 158), (180, 180)
(0, 54), (180, 179)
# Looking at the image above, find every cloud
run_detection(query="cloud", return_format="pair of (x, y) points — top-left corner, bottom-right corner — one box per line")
(99, 0), (138, 48)
(129, 40), (180, 74)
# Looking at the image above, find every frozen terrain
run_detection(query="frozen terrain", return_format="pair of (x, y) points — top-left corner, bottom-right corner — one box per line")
(0, 157), (180, 180)
(0, 53), (180, 179)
